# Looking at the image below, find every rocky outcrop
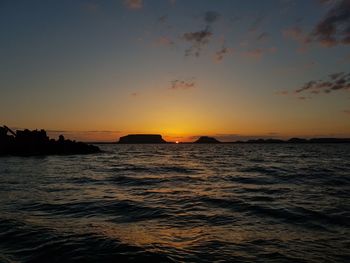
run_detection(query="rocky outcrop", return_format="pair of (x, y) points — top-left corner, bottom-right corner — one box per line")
(0, 126), (101, 156)
(118, 134), (167, 144)
(194, 136), (221, 144)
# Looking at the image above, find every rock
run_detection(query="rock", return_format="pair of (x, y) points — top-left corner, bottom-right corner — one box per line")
(194, 136), (221, 143)
(287, 138), (308, 143)
(0, 126), (101, 156)
(118, 134), (167, 144)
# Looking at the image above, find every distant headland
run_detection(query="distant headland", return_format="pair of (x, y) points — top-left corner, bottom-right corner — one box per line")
(0, 126), (101, 156)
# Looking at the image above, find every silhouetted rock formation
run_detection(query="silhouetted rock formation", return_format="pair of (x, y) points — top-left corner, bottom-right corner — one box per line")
(194, 136), (221, 143)
(308, 138), (350, 143)
(287, 138), (307, 143)
(118, 134), (167, 144)
(0, 126), (100, 156)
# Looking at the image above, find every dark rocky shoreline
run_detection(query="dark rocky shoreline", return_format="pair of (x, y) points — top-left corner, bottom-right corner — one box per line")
(0, 126), (100, 156)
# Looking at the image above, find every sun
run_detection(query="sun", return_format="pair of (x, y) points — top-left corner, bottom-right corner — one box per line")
(175, 141), (179, 144)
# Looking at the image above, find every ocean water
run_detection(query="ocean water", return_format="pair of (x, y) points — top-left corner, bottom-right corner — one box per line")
(0, 144), (349, 262)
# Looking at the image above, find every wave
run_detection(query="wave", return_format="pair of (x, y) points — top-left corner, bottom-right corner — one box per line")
(0, 144), (349, 262)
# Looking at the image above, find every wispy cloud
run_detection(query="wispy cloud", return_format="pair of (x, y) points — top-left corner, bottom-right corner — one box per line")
(256, 32), (270, 42)
(155, 36), (174, 46)
(214, 46), (233, 62)
(157, 15), (168, 24)
(295, 72), (350, 95)
(240, 47), (276, 60)
(170, 79), (196, 90)
(182, 11), (221, 57)
(296, 95), (311, 100)
(183, 27), (213, 57)
(241, 48), (264, 60)
(343, 109), (350, 114)
(283, 1), (349, 49)
(275, 90), (289, 96)
(204, 11), (221, 24)
(282, 26), (311, 51)
(311, 0), (350, 47)
(124, 0), (143, 10)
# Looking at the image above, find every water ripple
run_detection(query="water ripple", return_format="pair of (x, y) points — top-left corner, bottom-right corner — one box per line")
(0, 144), (349, 262)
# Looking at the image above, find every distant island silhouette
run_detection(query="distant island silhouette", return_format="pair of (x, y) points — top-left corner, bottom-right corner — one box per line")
(194, 136), (221, 143)
(0, 126), (100, 156)
(118, 134), (167, 144)
(234, 138), (350, 144)
(116, 134), (350, 144)
(2, 127), (349, 154)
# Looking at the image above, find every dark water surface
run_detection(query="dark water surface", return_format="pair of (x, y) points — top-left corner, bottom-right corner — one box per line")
(0, 144), (349, 262)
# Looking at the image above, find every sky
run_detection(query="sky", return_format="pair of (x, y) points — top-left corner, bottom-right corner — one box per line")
(0, 0), (349, 142)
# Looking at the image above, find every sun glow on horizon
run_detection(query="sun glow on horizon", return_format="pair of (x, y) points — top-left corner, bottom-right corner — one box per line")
(1, 0), (349, 139)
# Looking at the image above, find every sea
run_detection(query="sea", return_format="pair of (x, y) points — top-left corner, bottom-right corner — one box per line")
(0, 144), (349, 262)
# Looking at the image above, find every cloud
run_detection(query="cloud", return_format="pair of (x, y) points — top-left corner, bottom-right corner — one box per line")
(124, 0), (143, 10)
(157, 15), (168, 24)
(204, 11), (221, 24)
(257, 32), (270, 41)
(155, 36), (174, 46)
(181, 11), (221, 57)
(311, 0), (350, 47)
(282, 26), (311, 45)
(283, 26), (303, 41)
(297, 96), (311, 100)
(282, 26), (311, 51)
(170, 79), (196, 90)
(329, 72), (345, 80)
(275, 90), (289, 96)
(343, 109), (350, 114)
(130, 92), (138, 97)
(295, 72), (350, 95)
(241, 48), (264, 60)
(182, 27), (213, 57)
(214, 46), (234, 62)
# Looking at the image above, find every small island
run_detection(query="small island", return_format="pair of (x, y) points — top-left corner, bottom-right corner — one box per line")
(0, 126), (101, 156)
(118, 134), (167, 144)
(194, 136), (221, 144)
